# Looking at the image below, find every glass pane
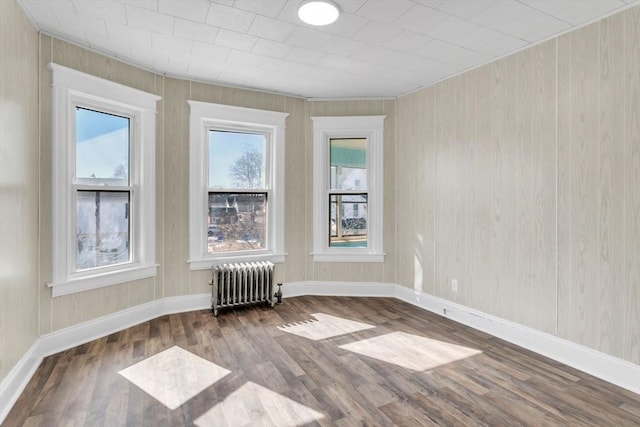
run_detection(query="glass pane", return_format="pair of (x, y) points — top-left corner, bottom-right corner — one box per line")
(76, 107), (130, 186)
(330, 138), (367, 190)
(329, 193), (367, 248)
(207, 192), (266, 253)
(76, 191), (130, 270)
(209, 130), (266, 189)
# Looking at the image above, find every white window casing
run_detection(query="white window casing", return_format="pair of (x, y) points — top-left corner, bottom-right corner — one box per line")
(48, 63), (160, 297)
(187, 101), (288, 269)
(311, 115), (386, 263)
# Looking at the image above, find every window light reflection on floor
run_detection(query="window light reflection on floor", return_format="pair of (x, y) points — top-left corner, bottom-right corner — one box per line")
(277, 312), (376, 340)
(194, 381), (325, 427)
(118, 346), (231, 410)
(339, 331), (482, 371)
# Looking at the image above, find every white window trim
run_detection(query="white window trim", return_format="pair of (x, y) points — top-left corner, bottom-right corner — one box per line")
(311, 115), (386, 263)
(48, 63), (160, 297)
(187, 101), (288, 270)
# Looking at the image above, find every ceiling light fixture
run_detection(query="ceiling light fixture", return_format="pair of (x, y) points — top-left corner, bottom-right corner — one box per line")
(298, 0), (340, 26)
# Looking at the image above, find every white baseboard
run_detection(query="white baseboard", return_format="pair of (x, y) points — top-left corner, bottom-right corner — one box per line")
(0, 342), (42, 424)
(2, 282), (638, 423)
(0, 293), (211, 423)
(283, 281), (395, 298)
(284, 281), (639, 395)
(391, 286), (640, 395)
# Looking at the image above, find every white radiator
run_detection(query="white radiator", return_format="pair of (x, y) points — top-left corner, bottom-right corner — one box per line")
(210, 261), (275, 316)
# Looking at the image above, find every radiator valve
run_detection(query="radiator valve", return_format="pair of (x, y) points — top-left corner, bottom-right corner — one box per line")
(275, 283), (283, 304)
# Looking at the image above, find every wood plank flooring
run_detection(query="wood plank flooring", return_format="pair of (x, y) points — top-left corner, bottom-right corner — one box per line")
(4, 296), (640, 426)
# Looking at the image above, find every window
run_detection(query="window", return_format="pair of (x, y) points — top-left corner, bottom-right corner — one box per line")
(329, 138), (368, 248)
(49, 63), (160, 297)
(312, 116), (385, 262)
(188, 101), (288, 269)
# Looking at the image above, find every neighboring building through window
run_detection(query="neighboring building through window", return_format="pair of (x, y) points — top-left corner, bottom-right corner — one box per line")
(207, 130), (267, 254)
(312, 115), (385, 262)
(329, 138), (368, 248)
(49, 63), (160, 297)
(188, 101), (288, 269)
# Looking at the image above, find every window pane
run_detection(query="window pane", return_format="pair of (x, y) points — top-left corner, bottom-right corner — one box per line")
(330, 138), (367, 190)
(329, 194), (367, 248)
(209, 130), (266, 189)
(77, 191), (130, 270)
(208, 192), (266, 253)
(76, 107), (130, 186)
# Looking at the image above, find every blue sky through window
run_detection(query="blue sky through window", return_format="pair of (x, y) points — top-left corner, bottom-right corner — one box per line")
(76, 107), (128, 142)
(208, 130), (266, 189)
(75, 107), (129, 181)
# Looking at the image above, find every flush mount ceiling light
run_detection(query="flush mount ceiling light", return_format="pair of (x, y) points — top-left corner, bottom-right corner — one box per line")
(298, 0), (340, 26)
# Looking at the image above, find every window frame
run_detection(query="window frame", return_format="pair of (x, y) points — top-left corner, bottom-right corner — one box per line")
(311, 115), (386, 262)
(48, 63), (160, 297)
(188, 101), (288, 269)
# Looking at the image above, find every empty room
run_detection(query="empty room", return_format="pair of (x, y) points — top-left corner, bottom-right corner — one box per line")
(1, 0), (639, 425)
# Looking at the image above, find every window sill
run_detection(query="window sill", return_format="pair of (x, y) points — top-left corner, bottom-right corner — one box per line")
(188, 252), (286, 270)
(48, 264), (158, 297)
(311, 252), (385, 263)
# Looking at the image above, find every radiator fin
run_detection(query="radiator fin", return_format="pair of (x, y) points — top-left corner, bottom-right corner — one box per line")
(211, 261), (275, 316)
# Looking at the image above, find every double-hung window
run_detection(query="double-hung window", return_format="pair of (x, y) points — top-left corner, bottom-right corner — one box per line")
(188, 101), (288, 268)
(49, 64), (160, 297)
(312, 116), (386, 262)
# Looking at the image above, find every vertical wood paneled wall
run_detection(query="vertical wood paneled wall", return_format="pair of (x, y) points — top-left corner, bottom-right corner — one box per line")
(34, 38), (396, 335)
(305, 100), (396, 284)
(396, 8), (640, 365)
(0, 0), (40, 383)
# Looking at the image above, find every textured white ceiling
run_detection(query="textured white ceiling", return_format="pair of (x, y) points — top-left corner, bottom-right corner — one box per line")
(18, 0), (639, 98)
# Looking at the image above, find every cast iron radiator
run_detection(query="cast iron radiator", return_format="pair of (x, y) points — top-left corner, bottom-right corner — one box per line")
(210, 261), (275, 316)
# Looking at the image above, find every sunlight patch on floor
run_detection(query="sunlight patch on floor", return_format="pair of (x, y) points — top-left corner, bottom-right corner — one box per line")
(339, 331), (482, 371)
(194, 381), (325, 427)
(277, 312), (375, 341)
(118, 346), (231, 410)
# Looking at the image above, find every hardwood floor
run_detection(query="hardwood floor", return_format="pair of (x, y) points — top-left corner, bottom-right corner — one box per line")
(4, 296), (640, 426)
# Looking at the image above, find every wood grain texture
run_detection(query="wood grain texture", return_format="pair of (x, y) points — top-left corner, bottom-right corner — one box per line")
(39, 38), (161, 332)
(434, 75), (460, 302)
(529, 41), (557, 335)
(154, 73), (165, 302)
(163, 77), (191, 298)
(5, 296), (640, 426)
(396, 5), (640, 367)
(382, 99), (396, 284)
(429, 43), (556, 332)
(38, 34), (54, 335)
(490, 53), (519, 324)
(625, 7), (640, 365)
(468, 66), (492, 315)
(283, 96), (307, 283)
(306, 99), (395, 284)
(598, 13), (626, 358)
(0, 0), (40, 383)
(558, 20), (600, 351)
(558, 12), (636, 361)
(395, 87), (435, 294)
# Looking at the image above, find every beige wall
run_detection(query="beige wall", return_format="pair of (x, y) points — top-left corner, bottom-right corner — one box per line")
(0, 0), (40, 382)
(306, 100), (396, 284)
(35, 38), (396, 334)
(5, 0), (638, 386)
(396, 7), (640, 365)
(38, 36), (164, 333)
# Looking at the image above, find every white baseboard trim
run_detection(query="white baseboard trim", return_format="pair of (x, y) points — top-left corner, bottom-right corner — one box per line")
(0, 341), (41, 425)
(0, 293), (211, 423)
(284, 281), (639, 395)
(391, 286), (640, 395)
(283, 281), (396, 298)
(2, 281), (639, 423)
